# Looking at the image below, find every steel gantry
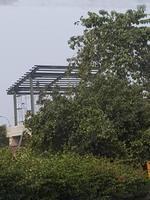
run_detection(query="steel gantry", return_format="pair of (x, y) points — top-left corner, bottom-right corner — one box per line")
(7, 65), (81, 125)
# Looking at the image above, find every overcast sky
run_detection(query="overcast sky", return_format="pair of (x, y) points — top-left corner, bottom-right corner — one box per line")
(0, 0), (149, 125)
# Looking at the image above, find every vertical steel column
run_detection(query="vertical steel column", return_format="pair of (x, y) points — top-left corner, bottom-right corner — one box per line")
(30, 76), (35, 114)
(13, 92), (18, 126)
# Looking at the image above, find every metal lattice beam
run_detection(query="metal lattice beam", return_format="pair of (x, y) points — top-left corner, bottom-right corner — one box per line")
(7, 65), (80, 95)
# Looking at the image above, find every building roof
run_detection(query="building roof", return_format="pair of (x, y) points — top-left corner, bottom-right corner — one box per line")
(7, 65), (80, 95)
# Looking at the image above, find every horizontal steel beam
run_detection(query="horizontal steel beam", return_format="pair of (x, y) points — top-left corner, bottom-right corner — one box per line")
(20, 83), (78, 87)
(33, 73), (78, 78)
(35, 65), (68, 69)
(14, 86), (75, 91)
(33, 73), (64, 78)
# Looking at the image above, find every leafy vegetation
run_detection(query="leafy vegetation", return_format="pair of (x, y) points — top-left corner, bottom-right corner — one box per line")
(1, 7), (150, 199)
(0, 125), (8, 147)
(0, 149), (149, 200)
(25, 6), (150, 165)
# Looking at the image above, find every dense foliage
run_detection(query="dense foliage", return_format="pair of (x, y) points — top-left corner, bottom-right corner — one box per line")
(25, 7), (150, 165)
(1, 7), (150, 200)
(25, 94), (125, 158)
(0, 149), (149, 200)
(68, 6), (150, 86)
(0, 125), (8, 147)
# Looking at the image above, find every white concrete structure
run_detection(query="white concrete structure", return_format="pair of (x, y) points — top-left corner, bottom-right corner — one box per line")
(7, 125), (28, 147)
(7, 125), (25, 138)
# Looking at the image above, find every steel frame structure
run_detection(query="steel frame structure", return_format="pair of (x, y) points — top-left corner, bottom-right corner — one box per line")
(7, 65), (81, 125)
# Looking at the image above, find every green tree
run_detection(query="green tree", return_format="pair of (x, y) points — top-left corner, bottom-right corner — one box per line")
(25, 96), (75, 152)
(67, 6), (150, 163)
(25, 7), (150, 164)
(68, 6), (150, 87)
(25, 95), (124, 158)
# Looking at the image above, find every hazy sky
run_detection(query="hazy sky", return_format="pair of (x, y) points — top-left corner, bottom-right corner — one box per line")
(0, 0), (149, 125)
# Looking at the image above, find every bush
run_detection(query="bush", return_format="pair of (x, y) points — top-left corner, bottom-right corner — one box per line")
(0, 149), (149, 200)
(0, 125), (8, 147)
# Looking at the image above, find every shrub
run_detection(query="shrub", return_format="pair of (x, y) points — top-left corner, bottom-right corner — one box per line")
(0, 125), (8, 147)
(0, 149), (149, 200)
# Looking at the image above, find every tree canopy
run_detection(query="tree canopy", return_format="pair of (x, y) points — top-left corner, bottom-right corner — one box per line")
(25, 7), (150, 165)
(1, 7), (150, 200)
(68, 6), (150, 87)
